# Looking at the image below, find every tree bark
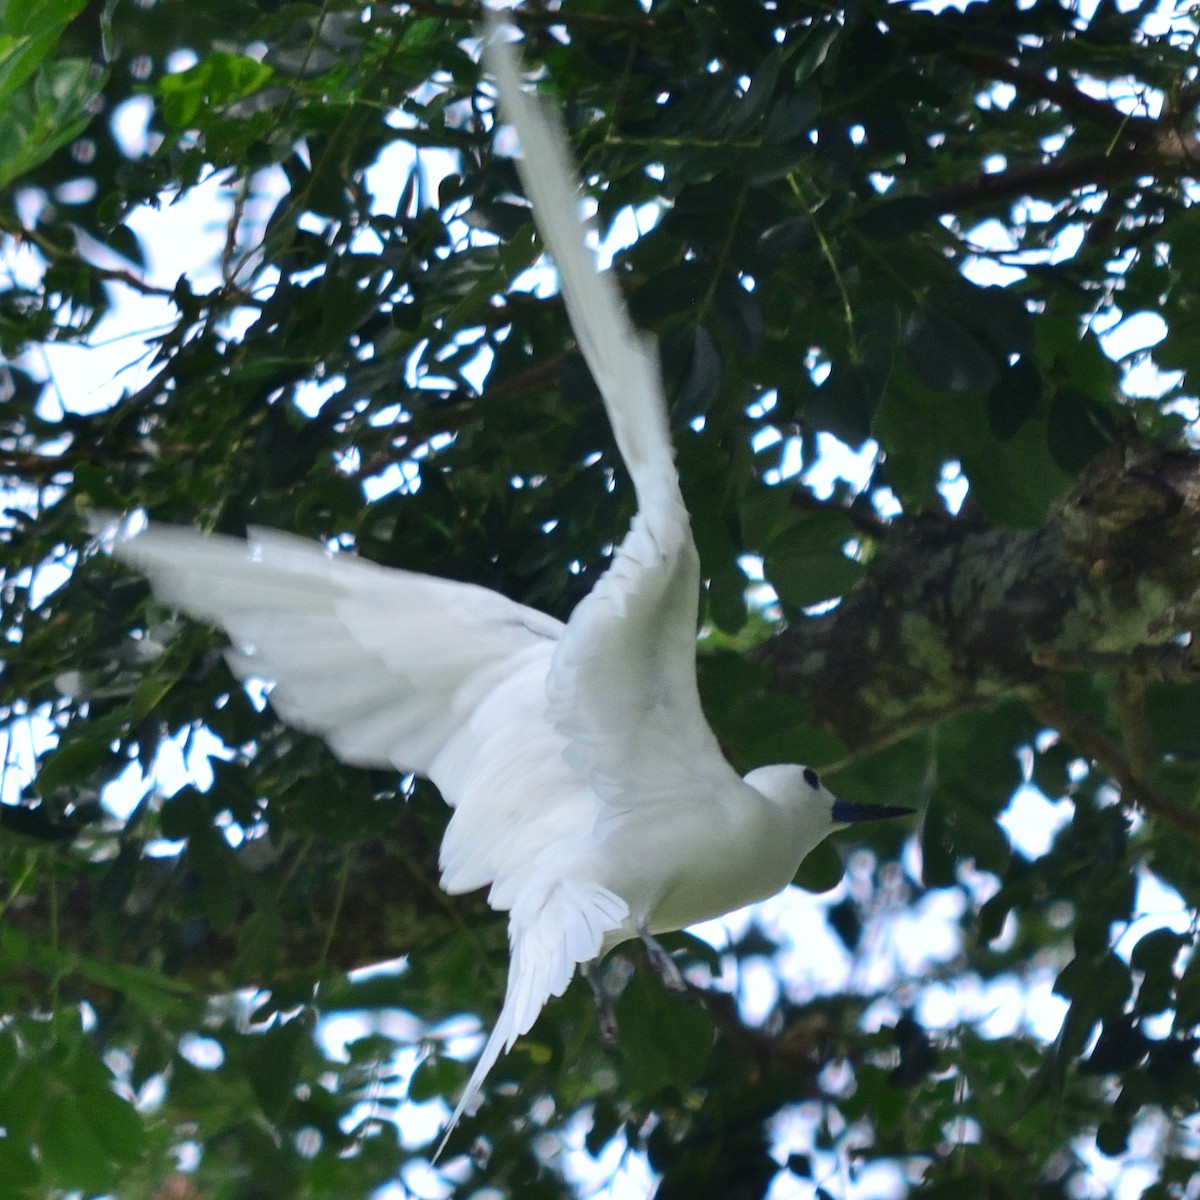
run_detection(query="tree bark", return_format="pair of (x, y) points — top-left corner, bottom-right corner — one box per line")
(755, 437), (1200, 838)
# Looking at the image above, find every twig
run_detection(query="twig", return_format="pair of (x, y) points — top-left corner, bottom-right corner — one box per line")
(1029, 689), (1200, 848)
(1030, 643), (1200, 684)
(788, 174), (857, 359)
(1, 220), (179, 300)
(317, 847), (352, 972)
(923, 148), (1148, 215)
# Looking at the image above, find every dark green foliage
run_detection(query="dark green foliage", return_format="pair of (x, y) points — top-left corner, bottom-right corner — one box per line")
(2, 0), (1199, 1196)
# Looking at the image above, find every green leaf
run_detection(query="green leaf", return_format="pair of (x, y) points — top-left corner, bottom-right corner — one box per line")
(40, 1095), (119, 1195)
(829, 734), (932, 811)
(1054, 953), (1132, 1021)
(1131, 928), (1187, 1015)
(0, 1134), (40, 1190)
(808, 363), (884, 445)
(0, 58), (106, 190)
(757, 214), (815, 258)
(728, 46), (781, 135)
(0, 35), (47, 105)
(157, 51), (276, 129)
(765, 550), (865, 608)
(80, 1088), (146, 1166)
(763, 508), (857, 558)
(793, 838), (844, 893)
(236, 911), (279, 978)
(615, 971), (714, 1098)
(792, 20), (841, 85)
(662, 323), (722, 415)
(1047, 387), (1116, 473)
(707, 561), (749, 632)
(932, 280), (1036, 359)
(919, 793), (958, 888)
(987, 357), (1043, 439)
(906, 311), (1000, 394)
(715, 276), (764, 358)
(407, 1053), (466, 1104)
(0, 0), (87, 104)
(763, 508), (865, 606)
(4, 0), (88, 30)
(244, 1016), (309, 1120)
(763, 92), (819, 143)
(33, 735), (116, 797)
(0, 1058), (47, 1145)
(1096, 1113), (1132, 1157)
(961, 415), (1074, 528)
(69, 954), (197, 1018)
(1081, 1015), (1148, 1075)
(827, 896), (862, 950)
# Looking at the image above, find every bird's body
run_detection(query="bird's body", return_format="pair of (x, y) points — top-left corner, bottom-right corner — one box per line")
(102, 18), (903, 1152)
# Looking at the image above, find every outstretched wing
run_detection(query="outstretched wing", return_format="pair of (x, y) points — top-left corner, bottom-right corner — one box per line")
(484, 25), (732, 815)
(106, 522), (563, 775)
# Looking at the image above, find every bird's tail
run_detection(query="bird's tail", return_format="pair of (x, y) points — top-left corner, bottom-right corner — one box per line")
(432, 877), (628, 1161)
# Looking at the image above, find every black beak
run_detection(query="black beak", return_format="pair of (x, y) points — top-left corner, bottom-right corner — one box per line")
(831, 799), (915, 824)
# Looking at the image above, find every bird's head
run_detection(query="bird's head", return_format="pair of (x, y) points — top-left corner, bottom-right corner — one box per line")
(742, 763), (913, 854)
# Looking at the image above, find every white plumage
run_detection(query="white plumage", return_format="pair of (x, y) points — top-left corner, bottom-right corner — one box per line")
(102, 18), (903, 1157)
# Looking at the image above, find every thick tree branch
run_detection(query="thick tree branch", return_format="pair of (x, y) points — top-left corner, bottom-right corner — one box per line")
(757, 438), (1200, 830)
(922, 141), (1200, 216)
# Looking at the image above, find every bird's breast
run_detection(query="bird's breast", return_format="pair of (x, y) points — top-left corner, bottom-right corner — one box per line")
(601, 794), (801, 937)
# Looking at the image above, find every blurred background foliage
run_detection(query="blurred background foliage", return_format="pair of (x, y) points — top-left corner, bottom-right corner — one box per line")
(2, 0), (1200, 1196)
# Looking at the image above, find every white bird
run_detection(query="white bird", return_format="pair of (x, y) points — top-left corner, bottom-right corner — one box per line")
(101, 19), (907, 1156)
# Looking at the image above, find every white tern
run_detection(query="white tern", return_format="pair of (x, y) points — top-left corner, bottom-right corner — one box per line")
(101, 19), (909, 1154)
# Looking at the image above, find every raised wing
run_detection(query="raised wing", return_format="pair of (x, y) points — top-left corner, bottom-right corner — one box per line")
(106, 522), (563, 775)
(484, 26), (731, 813)
(485, 17), (677, 513)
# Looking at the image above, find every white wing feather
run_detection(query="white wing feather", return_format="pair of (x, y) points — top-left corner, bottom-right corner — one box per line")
(485, 18), (676, 511)
(109, 523), (562, 776)
(485, 24), (732, 821)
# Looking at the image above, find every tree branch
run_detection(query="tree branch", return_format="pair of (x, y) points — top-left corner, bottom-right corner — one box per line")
(757, 439), (1200, 809)
(1028, 690), (1200, 848)
(921, 142), (1198, 216)
(946, 48), (1154, 140)
(0, 219), (180, 301)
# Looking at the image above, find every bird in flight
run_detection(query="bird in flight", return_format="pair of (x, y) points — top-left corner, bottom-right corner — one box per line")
(101, 16), (909, 1155)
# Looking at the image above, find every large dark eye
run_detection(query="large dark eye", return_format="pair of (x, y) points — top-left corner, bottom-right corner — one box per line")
(803, 767), (820, 789)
